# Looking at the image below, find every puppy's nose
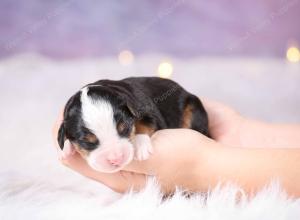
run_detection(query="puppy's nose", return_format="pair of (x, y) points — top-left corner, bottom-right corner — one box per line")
(107, 151), (124, 166)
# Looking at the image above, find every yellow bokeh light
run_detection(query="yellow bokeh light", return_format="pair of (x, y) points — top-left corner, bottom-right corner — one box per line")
(157, 62), (173, 78)
(118, 50), (134, 65)
(286, 47), (300, 63)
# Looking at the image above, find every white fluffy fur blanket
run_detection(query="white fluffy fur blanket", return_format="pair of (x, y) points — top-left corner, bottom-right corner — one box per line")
(1, 170), (300, 220)
(0, 54), (300, 219)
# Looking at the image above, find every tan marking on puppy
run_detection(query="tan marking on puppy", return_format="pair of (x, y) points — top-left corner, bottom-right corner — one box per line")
(135, 121), (155, 136)
(129, 125), (136, 142)
(73, 143), (90, 159)
(117, 122), (127, 134)
(182, 104), (193, 128)
(83, 133), (98, 144)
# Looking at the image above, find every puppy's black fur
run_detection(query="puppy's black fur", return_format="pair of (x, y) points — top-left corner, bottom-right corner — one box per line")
(58, 77), (209, 152)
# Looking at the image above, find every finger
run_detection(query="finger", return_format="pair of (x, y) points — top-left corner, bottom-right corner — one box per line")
(123, 130), (171, 174)
(200, 98), (229, 125)
(116, 171), (147, 193)
(201, 97), (224, 112)
(123, 129), (176, 175)
(124, 128), (211, 174)
(201, 97), (239, 117)
(123, 159), (154, 175)
(64, 151), (147, 193)
(52, 108), (65, 150)
(59, 139), (76, 159)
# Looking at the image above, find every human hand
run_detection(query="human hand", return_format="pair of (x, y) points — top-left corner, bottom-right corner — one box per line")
(202, 99), (246, 147)
(53, 111), (215, 193)
(124, 129), (216, 193)
(203, 99), (300, 148)
(53, 98), (300, 195)
(52, 99), (243, 193)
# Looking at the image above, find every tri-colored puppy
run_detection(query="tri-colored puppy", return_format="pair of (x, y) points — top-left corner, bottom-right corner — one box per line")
(58, 77), (209, 173)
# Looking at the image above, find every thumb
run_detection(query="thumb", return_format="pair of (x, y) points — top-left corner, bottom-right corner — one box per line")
(123, 130), (168, 175)
(123, 129), (183, 175)
(123, 157), (155, 175)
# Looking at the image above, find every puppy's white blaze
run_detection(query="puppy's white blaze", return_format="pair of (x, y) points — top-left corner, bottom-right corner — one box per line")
(80, 87), (117, 143)
(80, 87), (134, 172)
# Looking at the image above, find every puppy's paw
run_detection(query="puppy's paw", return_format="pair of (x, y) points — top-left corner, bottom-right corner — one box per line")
(133, 134), (153, 161)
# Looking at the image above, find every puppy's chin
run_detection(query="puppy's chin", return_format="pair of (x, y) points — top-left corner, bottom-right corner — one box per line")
(87, 144), (134, 173)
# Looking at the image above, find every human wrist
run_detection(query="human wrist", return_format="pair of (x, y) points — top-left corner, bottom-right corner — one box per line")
(193, 140), (227, 192)
(195, 142), (300, 196)
(195, 143), (265, 193)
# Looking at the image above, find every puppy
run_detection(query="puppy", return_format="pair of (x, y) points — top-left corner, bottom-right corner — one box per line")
(57, 77), (209, 173)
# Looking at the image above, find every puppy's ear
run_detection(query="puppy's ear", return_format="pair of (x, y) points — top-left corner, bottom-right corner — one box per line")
(57, 123), (66, 150)
(126, 102), (139, 118)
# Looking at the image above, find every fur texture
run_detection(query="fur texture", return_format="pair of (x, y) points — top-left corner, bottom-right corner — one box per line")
(1, 172), (300, 220)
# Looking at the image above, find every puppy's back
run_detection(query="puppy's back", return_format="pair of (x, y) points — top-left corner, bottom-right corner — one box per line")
(123, 77), (208, 135)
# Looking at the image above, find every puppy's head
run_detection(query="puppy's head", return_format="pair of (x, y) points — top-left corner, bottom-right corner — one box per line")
(58, 85), (136, 173)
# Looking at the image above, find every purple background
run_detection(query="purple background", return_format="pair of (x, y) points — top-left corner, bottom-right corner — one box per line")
(0, 0), (300, 59)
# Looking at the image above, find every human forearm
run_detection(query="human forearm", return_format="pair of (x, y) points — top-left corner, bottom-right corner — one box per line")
(240, 119), (300, 148)
(197, 145), (300, 196)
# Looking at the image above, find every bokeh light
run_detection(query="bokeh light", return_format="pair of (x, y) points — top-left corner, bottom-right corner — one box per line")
(118, 50), (134, 65)
(286, 47), (300, 63)
(157, 61), (173, 78)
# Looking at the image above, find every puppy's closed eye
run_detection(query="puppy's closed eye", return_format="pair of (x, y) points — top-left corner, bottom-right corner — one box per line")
(117, 122), (126, 132)
(84, 133), (98, 144)
(117, 121), (132, 136)
(78, 134), (99, 151)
